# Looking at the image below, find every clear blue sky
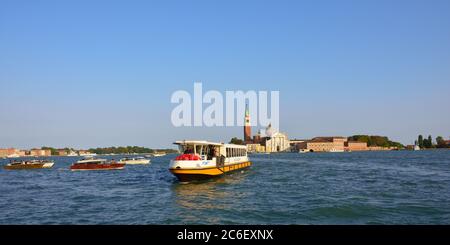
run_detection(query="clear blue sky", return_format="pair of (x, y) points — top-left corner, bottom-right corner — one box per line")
(1, 0), (449, 149)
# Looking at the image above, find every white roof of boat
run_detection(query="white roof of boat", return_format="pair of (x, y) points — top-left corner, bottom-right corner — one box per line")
(174, 140), (223, 146)
(174, 140), (247, 148)
(223, 144), (247, 149)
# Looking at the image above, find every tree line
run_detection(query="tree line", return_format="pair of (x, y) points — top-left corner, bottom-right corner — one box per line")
(230, 135), (406, 148)
(40, 146), (177, 155)
(88, 146), (178, 155)
(347, 135), (404, 148)
(416, 135), (448, 149)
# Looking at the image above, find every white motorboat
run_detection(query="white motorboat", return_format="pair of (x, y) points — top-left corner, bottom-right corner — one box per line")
(118, 157), (151, 165)
(152, 152), (166, 157)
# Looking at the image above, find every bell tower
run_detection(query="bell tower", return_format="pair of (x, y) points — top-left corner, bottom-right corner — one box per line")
(244, 103), (252, 142)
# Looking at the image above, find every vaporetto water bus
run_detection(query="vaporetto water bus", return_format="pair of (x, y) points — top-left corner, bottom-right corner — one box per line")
(169, 140), (252, 182)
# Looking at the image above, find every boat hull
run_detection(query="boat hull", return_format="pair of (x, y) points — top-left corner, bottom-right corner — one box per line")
(4, 162), (54, 170)
(70, 163), (125, 171)
(169, 161), (252, 182)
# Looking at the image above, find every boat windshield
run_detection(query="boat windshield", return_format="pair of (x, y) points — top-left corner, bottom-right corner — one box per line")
(182, 145), (195, 154)
(179, 144), (219, 160)
(78, 159), (106, 164)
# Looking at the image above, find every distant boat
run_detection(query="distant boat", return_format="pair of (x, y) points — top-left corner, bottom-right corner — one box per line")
(70, 158), (125, 171)
(118, 157), (150, 165)
(4, 160), (54, 170)
(6, 154), (20, 158)
(298, 149), (309, 153)
(330, 149), (345, 152)
(79, 153), (97, 157)
(151, 152), (166, 157)
(67, 151), (78, 157)
(414, 145), (420, 151)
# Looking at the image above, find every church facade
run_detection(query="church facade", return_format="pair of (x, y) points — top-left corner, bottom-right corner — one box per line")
(243, 104), (290, 153)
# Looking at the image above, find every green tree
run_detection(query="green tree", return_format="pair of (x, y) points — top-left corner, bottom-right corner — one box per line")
(422, 135), (433, 148)
(229, 137), (245, 145)
(347, 135), (403, 148)
(436, 136), (446, 148)
(418, 135), (424, 148)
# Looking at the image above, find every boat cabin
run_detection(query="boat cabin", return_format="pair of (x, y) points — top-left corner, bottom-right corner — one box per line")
(174, 140), (247, 161)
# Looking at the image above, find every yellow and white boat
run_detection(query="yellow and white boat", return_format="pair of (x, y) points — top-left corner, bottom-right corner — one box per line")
(169, 140), (252, 182)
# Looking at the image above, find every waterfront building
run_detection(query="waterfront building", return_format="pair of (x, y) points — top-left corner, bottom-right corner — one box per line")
(30, 149), (51, 157)
(297, 137), (347, 152)
(344, 141), (368, 151)
(261, 132), (290, 152)
(0, 148), (22, 157)
(243, 106), (290, 153)
(246, 143), (265, 153)
(18, 150), (27, 156)
(289, 139), (306, 152)
(57, 149), (68, 156)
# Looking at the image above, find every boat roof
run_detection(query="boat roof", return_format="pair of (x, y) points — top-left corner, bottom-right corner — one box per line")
(174, 140), (223, 146)
(76, 158), (107, 163)
(174, 140), (246, 148)
(223, 144), (247, 149)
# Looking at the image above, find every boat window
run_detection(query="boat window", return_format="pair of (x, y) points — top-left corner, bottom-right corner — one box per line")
(183, 145), (194, 154)
(196, 145), (203, 155)
(206, 146), (214, 160)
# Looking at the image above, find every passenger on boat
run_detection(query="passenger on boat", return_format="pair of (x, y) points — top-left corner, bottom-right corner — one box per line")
(184, 146), (194, 154)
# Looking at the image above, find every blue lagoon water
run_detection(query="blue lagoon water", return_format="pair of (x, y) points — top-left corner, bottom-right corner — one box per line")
(0, 150), (449, 224)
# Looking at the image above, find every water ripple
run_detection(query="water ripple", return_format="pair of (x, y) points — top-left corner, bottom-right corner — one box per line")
(0, 151), (450, 224)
